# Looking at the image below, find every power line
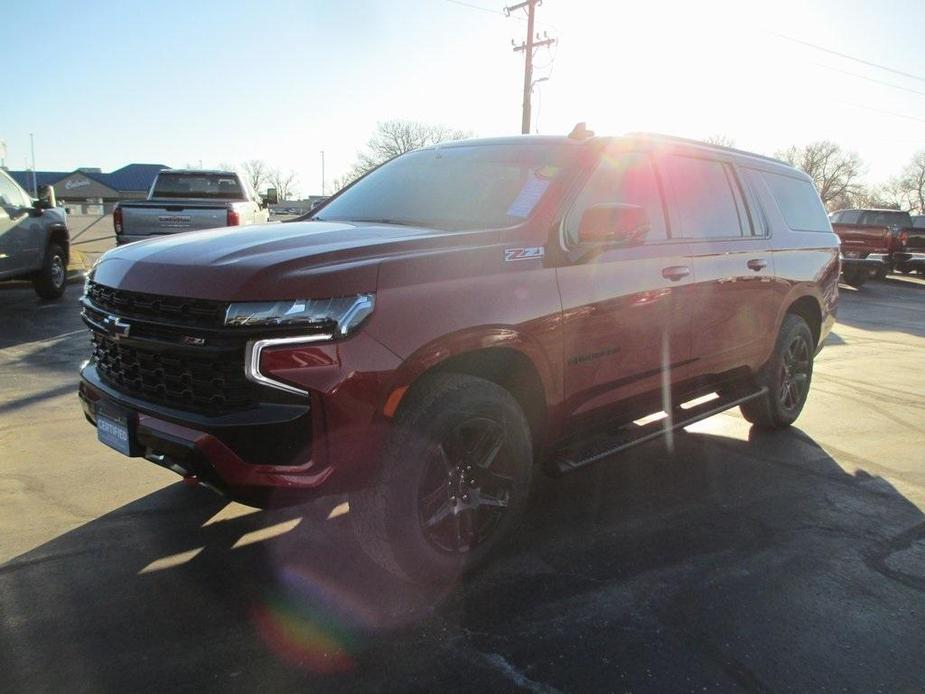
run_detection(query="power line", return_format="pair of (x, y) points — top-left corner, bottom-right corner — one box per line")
(837, 99), (925, 125)
(772, 32), (925, 84)
(443, 0), (501, 15)
(814, 62), (925, 98)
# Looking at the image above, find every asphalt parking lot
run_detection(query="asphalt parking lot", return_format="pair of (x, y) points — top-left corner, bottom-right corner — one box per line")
(2, 275), (924, 693)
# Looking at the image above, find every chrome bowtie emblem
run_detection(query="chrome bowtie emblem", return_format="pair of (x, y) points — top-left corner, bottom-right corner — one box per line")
(103, 314), (131, 339)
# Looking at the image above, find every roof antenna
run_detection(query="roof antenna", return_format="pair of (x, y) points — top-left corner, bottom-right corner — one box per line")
(568, 122), (594, 140)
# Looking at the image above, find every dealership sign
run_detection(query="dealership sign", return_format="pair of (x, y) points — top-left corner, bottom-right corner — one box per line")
(65, 176), (92, 191)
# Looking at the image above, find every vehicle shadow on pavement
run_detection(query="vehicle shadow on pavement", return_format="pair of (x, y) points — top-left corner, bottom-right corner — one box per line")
(3, 424), (924, 693)
(0, 285), (87, 351)
(835, 281), (925, 339)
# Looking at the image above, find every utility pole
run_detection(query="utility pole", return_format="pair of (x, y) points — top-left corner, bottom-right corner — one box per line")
(507, 0), (556, 134)
(29, 133), (37, 197)
(320, 150), (325, 196)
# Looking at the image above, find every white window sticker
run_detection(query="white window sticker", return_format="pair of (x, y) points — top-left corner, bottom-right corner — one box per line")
(507, 173), (553, 218)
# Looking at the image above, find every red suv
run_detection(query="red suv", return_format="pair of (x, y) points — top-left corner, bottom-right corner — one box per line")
(79, 132), (839, 583)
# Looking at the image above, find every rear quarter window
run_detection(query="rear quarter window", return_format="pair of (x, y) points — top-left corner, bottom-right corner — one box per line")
(758, 170), (831, 232)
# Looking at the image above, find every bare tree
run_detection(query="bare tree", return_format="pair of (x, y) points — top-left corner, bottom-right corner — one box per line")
(704, 134), (736, 147)
(329, 175), (353, 194)
(269, 169), (299, 201)
(891, 151), (925, 214)
(341, 120), (472, 185)
(829, 184), (900, 211)
(241, 159), (269, 195)
(775, 141), (863, 209)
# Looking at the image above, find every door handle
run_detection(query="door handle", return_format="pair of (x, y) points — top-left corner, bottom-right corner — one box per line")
(662, 265), (690, 282)
(747, 258), (767, 271)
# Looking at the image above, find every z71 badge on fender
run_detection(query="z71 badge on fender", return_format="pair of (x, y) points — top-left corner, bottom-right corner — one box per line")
(504, 247), (545, 262)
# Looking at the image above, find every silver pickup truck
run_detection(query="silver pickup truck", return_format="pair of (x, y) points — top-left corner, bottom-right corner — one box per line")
(0, 170), (70, 299)
(114, 169), (276, 245)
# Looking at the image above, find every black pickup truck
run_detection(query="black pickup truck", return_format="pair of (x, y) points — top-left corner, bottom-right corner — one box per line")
(895, 215), (925, 275)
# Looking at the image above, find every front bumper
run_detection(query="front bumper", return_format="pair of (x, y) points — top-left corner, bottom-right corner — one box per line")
(78, 323), (402, 505)
(841, 254), (888, 276)
(79, 364), (332, 506)
(893, 251), (925, 270)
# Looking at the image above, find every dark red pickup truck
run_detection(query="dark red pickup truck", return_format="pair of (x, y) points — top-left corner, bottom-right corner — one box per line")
(79, 132), (838, 583)
(829, 208), (920, 286)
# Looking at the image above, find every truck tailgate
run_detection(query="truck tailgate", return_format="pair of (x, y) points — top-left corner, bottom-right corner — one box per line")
(833, 224), (891, 257)
(120, 202), (229, 238)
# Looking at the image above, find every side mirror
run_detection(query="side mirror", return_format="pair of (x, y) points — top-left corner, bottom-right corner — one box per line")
(578, 203), (650, 244)
(264, 187), (279, 205)
(36, 183), (56, 210)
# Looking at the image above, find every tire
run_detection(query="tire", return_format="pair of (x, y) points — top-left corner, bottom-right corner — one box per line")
(32, 242), (67, 300)
(842, 266), (867, 288)
(873, 265), (888, 281)
(349, 373), (533, 585)
(897, 265), (912, 275)
(740, 314), (814, 430)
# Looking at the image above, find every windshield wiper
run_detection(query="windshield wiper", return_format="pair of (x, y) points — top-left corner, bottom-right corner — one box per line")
(316, 217), (446, 229)
(348, 218), (435, 227)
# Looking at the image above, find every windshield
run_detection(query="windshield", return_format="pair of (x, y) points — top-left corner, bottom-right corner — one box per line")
(313, 144), (580, 230)
(152, 173), (243, 200)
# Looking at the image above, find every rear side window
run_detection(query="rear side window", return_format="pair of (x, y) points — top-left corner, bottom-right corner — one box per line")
(759, 171), (831, 232)
(914, 216), (925, 229)
(657, 155), (745, 238)
(859, 210), (912, 228)
(563, 151), (668, 246)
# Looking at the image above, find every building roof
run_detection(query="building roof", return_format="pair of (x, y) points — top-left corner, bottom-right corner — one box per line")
(7, 170), (70, 190)
(6, 163), (168, 193)
(104, 164), (169, 191)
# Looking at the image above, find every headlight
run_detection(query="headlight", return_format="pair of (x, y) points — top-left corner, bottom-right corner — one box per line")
(224, 294), (375, 336)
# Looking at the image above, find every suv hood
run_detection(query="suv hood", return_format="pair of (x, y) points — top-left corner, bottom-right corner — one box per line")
(92, 221), (473, 300)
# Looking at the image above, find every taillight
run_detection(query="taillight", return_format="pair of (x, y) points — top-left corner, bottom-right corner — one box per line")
(227, 208), (240, 226)
(113, 205), (123, 234)
(899, 230), (909, 248)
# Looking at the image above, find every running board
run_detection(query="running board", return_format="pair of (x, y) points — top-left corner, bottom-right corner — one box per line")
(551, 387), (768, 475)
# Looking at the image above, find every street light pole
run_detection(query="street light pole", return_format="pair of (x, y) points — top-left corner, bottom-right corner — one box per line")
(321, 150), (325, 196)
(29, 133), (37, 197)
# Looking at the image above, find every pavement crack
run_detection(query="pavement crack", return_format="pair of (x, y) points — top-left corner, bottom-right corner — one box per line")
(472, 651), (564, 694)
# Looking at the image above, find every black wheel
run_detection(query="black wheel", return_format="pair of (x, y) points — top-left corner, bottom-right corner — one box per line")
(897, 265), (912, 275)
(842, 266), (867, 288)
(740, 314), (814, 429)
(33, 242), (67, 300)
(873, 265), (888, 281)
(349, 373), (533, 584)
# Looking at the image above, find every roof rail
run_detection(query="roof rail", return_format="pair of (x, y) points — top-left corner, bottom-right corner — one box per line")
(624, 132), (790, 166)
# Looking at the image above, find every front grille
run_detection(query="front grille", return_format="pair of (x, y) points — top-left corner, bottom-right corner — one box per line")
(91, 332), (255, 414)
(87, 281), (227, 328)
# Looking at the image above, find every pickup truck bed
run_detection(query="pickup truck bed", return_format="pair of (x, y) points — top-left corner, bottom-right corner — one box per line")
(117, 200), (233, 240)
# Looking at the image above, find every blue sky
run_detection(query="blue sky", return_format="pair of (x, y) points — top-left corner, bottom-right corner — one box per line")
(4, 0), (924, 197)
